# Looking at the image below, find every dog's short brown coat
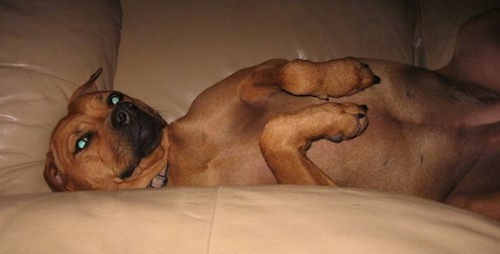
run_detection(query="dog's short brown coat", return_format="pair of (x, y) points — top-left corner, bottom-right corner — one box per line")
(45, 10), (500, 221)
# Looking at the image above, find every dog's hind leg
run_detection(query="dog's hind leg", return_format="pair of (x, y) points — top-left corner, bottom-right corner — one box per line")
(446, 191), (500, 221)
(259, 102), (368, 185)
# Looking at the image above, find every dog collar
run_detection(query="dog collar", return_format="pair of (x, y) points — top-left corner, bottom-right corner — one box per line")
(148, 165), (168, 188)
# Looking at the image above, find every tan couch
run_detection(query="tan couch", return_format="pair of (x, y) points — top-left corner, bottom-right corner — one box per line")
(1, 0), (499, 253)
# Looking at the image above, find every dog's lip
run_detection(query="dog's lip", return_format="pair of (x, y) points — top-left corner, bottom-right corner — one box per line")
(119, 163), (139, 179)
(118, 123), (166, 180)
(138, 120), (166, 155)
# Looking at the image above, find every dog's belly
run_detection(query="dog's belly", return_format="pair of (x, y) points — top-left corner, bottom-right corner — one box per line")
(306, 108), (472, 200)
(169, 106), (466, 200)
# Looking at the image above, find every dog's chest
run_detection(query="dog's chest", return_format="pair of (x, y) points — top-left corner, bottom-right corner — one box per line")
(166, 120), (275, 185)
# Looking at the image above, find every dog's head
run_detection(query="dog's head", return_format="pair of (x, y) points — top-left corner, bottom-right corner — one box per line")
(44, 69), (169, 191)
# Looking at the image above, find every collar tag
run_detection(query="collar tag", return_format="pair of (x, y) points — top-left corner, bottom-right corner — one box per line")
(148, 166), (168, 188)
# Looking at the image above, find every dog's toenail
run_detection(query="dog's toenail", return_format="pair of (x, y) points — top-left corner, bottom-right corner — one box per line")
(360, 104), (368, 111)
(356, 113), (365, 119)
(373, 75), (381, 84)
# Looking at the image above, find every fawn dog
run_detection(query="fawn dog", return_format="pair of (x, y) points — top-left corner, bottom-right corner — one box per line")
(45, 10), (500, 221)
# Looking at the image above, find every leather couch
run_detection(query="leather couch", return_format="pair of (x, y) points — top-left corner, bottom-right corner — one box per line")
(1, 0), (499, 253)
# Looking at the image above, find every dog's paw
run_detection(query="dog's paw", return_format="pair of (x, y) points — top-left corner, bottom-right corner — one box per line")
(261, 102), (368, 151)
(347, 57), (380, 81)
(323, 57), (380, 97)
(324, 102), (369, 142)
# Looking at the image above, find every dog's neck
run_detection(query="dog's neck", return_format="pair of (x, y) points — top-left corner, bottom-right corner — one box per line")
(146, 129), (171, 188)
(148, 164), (169, 188)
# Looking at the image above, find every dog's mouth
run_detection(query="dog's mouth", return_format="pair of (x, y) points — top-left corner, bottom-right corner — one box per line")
(111, 102), (167, 179)
(118, 126), (165, 179)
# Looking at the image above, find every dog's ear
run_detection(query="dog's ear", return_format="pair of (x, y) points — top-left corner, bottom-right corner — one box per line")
(69, 68), (102, 103)
(44, 151), (66, 192)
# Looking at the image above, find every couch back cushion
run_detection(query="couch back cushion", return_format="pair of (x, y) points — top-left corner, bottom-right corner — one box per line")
(115, 0), (500, 121)
(0, 0), (121, 194)
(114, 0), (414, 122)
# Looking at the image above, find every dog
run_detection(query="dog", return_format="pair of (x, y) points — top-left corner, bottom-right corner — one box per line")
(45, 10), (500, 221)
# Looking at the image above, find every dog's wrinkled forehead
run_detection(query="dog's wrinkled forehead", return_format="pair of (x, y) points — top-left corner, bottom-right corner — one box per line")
(68, 91), (120, 115)
(50, 91), (122, 151)
(53, 90), (161, 141)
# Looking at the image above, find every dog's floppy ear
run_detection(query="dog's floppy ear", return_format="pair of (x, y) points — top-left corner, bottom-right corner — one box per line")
(69, 68), (102, 103)
(43, 151), (66, 192)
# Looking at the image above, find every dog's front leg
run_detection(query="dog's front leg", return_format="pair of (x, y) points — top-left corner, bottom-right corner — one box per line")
(259, 102), (368, 185)
(278, 57), (380, 98)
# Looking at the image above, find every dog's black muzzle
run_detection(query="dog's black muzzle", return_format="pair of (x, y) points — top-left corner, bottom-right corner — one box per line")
(111, 102), (166, 166)
(112, 102), (141, 128)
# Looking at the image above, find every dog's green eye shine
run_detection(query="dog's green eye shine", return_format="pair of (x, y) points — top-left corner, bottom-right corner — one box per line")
(110, 96), (120, 105)
(75, 136), (90, 152)
(109, 92), (123, 106)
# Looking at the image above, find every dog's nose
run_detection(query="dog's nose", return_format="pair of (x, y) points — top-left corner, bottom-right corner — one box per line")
(112, 102), (137, 128)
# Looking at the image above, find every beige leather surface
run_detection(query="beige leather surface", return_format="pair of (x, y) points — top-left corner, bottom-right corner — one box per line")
(1, 186), (499, 253)
(114, 0), (500, 121)
(115, 0), (414, 122)
(0, 0), (121, 194)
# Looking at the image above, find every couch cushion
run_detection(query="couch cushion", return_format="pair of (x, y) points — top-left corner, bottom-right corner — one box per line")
(0, 0), (121, 194)
(115, 0), (413, 122)
(0, 186), (499, 253)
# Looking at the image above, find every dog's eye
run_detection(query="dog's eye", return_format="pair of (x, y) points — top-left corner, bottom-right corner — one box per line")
(108, 92), (123, 106)
(75, 134), (92, 153)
